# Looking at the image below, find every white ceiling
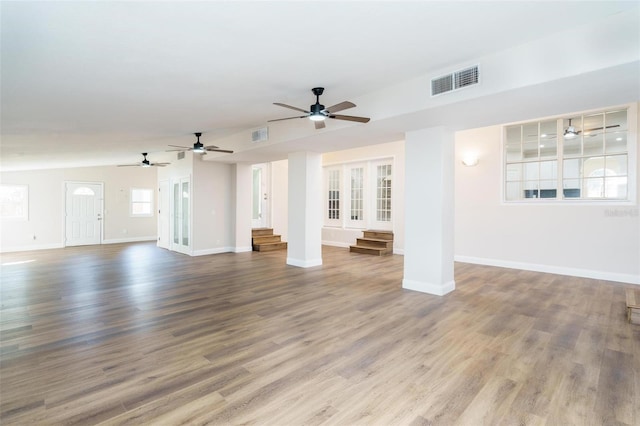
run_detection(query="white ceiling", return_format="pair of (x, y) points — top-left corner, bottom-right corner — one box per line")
(1, 1), (638, 171)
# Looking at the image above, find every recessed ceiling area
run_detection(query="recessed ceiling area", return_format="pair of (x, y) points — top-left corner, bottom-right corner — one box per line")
(1, 1), (638, 171)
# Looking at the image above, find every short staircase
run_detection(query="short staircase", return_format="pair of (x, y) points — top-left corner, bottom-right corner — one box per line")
(349, 230), (393, 256)
(252, 228), (287, 252)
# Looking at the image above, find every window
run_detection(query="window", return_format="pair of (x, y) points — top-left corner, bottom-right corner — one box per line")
(324, 159), (393, 229)
(504, 107), (631, 201)
(0, 184), (28, 220)
(327, 169), (340, 221)
(131, 188), (154, 217)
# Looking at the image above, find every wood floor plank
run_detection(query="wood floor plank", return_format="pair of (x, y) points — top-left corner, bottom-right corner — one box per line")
(1, 242), (638, 425)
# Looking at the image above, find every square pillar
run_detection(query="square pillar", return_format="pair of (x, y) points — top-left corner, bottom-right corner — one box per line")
(403, 127), (455, 295)
(287, 152), (323, 268)
(231, 163), (252, 252)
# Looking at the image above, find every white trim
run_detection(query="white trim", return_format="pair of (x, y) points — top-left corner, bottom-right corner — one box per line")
(192, 247), (233, 256)
(286, 257), (323, 268)
(402, 279), (456, 296)
(234, 246), (253, 253)
(455, 255), (640, 285)
(103, 236), (157, 244)
(393, 248), (404, 255)
(0, 243), (64, 253)
(321, 240), (350, 248)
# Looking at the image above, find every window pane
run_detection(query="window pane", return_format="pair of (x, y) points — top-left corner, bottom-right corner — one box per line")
(563, 179), (581, 198)
(604, 176), (627, 199)
(563, 159), (581, 179)
(606, 110), (627, 132)
(506, 144), (521, 162)
(563, 138), (581, 156)
(506, 125), (521, 145)
(540, 120), (556, 139)
(540, 161), (557, 180)
(506, 163), (521, 181)
(539, 180), (557, 198)
(523, 181), (539, 199)
(605, 132), (627, 154)
(584, 177), (604, 198)
(523, 123), (538, 143)
(523, 142), (538, 159)
(539, 137), (557, 159)
(583, 135), (604, 156)
(506, 182), (521, 200)
(328, 169), (340, 220)
(583, 113), (603, 135)
(524, 162), (538, 180)
(606, 155), (627, 176)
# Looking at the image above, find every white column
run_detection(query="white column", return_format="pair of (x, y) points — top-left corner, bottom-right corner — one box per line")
(403, 127), (455, 295)
(231, 163), (252, 253)
(287, 151), (323, 268)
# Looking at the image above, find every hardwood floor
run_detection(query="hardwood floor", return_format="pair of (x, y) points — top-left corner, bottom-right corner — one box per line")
(1, 242), (638, 425)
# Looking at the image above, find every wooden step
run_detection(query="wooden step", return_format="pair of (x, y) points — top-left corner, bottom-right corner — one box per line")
(253, 241), (288, 252)
(349, 245), (389, 256)
(252, 228), (274, 237)
(363, 230), (393, 241)
(355, 238), (393, 250)
(252, 235), (282, 244)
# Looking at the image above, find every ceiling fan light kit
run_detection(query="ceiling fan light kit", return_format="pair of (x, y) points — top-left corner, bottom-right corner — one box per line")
(269, 87), (370, 129)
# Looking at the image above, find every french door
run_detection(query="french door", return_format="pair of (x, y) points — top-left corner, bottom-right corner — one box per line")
(171, 177), (191, 254)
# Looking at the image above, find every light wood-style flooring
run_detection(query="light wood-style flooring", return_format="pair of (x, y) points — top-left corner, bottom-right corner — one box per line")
(1, 242), (638, 425)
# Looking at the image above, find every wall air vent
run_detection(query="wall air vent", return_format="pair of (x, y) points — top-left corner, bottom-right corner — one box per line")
(252, 127), (269, 143)
(431, 64), (479, 96)
(177, 151), (185, 160)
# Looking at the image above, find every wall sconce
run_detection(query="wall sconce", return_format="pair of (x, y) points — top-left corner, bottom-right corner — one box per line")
(461, 154), (479, 167)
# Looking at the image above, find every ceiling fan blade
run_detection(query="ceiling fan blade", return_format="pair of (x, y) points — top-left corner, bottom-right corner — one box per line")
(205, 148), (234, 153)
(315, 120), (326, 130)
(273, 103), (309, 114)
(584, 124), (621, 132)
(204, 145), (220, 149)
(329, 114), (370, 123)
(324, 101), (355, 114)
(117, 164), (139, 167)
(267, 115), (307, 122)
(167, 145), (192, 151)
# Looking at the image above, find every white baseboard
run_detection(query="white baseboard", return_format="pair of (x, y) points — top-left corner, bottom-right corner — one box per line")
(0, 243), (64, 253)
(192, 247), (233, 256)
(234, 246), (253, 253)
(321, 240), (350, 248)
(287, 257), (323, 268)
(103, 236), (157, 244)
(393, 248), (405, 255)
(455, 255), (640, 285)
(402, 279), (455, 296)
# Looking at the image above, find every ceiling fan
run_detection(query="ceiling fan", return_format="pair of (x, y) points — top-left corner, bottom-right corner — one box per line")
(117, 153), (170, 168)
(167, 132), (234, 154)
(563, 119), (620, 139)
(269, 87), (370, 130)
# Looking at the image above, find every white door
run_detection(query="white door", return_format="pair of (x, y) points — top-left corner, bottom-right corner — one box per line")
(252, 164), (269, 228)
(170, 177), (191, 254)
(65, 182), (103, 246)
(158, 180), (170, 249)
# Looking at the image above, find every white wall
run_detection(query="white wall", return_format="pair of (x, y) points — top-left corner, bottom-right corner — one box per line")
(1, 165), (158, 252)
(321, 140), (405, 252)
(454, 103), (640, 284)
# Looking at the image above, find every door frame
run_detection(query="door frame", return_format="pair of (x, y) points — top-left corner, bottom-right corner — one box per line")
(63, 181), (104, 247)
(158, 179), (170, 249)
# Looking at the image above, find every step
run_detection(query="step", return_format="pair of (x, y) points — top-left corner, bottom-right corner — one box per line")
(252, 235), (282, 244)
(362, 230), (394, 241)
(349, 245), (391, 256)
(355, 238), (393, 250)
(252, 228), (274, 237)
(253, 241), (288, 252)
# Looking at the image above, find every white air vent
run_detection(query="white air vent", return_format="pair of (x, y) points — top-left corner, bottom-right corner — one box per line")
(177, 151), (185, 160)
(431, 65), (479, 96)
(252, 127), (268, 143)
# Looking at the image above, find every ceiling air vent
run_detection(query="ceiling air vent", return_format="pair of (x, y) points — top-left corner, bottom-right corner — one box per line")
(177, 151), (185, 160)
(252, 127), (268, 143)
(431, 64), (479, 96)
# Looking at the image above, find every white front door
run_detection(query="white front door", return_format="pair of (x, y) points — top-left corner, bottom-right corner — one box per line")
(252, 164), (269, 228)
(158, 180), (170, 249)
(65, 182), (103, 246)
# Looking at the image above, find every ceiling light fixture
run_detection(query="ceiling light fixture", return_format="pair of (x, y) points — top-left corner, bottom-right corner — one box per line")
(461, 154), (479, 167)
(564, 119), (579, 139)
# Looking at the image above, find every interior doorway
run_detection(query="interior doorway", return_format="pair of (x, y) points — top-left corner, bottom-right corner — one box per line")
(252, 163), (269, 228)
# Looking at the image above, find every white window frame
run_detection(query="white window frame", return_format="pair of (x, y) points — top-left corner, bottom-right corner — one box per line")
(503, 104), (637, 205)
(324, 167), (341, 226)
(0, 184), (28, 221)
(345, 163), (367, 229)
(130, 188), (154, 217)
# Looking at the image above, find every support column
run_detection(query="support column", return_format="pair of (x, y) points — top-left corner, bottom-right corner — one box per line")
(403, 127), (455, 295)
(287, 151), (322, 268)
(231, 163), (252, 253)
